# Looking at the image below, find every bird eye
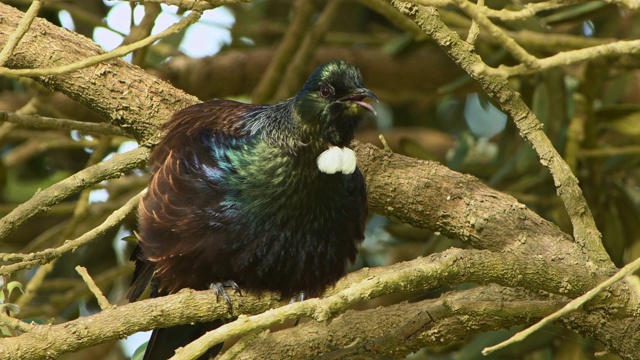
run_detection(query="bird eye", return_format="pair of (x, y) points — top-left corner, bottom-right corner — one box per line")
(319, 84), (334, 98)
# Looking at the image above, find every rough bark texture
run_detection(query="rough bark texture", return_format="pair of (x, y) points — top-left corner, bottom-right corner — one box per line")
(1, 2), (639, 359)
(356, 144), (585, 260)
(389, 1), (612, 269)
(235, 286), (567, 360)
(0, 4), (198, 146)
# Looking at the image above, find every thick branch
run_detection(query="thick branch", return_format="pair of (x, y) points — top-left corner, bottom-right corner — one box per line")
(355, 143), (580, 262)
(0, 3), (199, 144)
(388, 1), (612, 269)
(0, 249), (605, 359)
(236, 286), (566, 360)
(0, 2), (637, 358)
(161, 46), (463, 106)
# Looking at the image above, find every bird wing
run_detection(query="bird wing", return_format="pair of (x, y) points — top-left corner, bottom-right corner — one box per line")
(148, 99), (257, 172)
(128, 100), (258, 299)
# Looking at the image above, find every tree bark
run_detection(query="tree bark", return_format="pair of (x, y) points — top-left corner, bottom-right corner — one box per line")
(1, 2), (639, 359)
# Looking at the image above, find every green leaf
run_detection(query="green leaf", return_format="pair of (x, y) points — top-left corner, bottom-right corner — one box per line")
(6, 281), (23, 298)
(543, 2), (608, 24)
(121, 235), (139, 245)
(131, 341), (149, 360)
(0, 326), (11, 337)
(0, 303), (20, 315)
(603, 112), (640, 137)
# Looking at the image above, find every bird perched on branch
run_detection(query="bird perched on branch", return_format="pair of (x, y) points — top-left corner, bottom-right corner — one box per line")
(127, 60), (376, 359)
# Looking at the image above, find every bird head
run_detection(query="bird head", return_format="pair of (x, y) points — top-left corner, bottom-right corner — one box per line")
(294, 60), (378, 148)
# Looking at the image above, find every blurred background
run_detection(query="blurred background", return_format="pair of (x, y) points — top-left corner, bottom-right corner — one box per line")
(0, 0), (639, 359)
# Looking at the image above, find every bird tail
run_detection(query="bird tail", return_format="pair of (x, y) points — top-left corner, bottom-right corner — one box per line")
(143, 320), (224, 360)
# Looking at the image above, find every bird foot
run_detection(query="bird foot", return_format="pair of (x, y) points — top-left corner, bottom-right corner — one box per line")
(289, 292), (306, 304)
(290, 292), (306, 327)
(210, 281), (242, 313)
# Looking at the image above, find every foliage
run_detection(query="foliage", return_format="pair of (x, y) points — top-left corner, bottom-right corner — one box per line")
(0, 0), (639, 359)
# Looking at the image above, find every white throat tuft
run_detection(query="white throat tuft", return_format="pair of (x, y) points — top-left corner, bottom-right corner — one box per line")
(317, 146), (357, 174)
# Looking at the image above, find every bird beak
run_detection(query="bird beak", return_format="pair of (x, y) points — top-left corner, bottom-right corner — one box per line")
(340, 88), (378, 116)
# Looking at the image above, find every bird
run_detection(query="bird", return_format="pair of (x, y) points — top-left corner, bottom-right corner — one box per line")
(127, 60), (376, 359)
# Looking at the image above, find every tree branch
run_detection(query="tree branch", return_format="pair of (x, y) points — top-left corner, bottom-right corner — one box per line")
(0, 148), (148, 246)
(0, 8), (205, 77)
(0, 0), (42, 66)
(238, 286), (567, 360)
(0, 3), (199, 144)
(388, 1), (612, 269)
(251, 0), (316, 103)
(0, 110), (129, 137)
(0, 249), (590, 359)
(483, 251), (640, 355)
(1, 2), (638, 358)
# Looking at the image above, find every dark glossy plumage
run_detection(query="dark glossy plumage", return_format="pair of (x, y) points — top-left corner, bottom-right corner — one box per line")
(128, 60), (374, 359)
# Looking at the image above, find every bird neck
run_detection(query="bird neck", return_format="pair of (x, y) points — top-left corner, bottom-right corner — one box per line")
(245, 99), (323, 155)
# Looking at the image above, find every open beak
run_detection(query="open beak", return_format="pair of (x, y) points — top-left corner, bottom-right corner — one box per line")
(340, 88), (378, 116)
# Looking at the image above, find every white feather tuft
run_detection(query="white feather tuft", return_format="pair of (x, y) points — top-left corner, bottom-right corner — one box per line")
(340, 148), (357, 174)
(317, 146), (357, 174)
(317, 147), (343, 174)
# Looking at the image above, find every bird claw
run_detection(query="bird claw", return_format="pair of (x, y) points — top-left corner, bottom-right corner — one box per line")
(210, 281), (242, 313)
(290, 292), (306, 327)
(289, 292), (306, 304)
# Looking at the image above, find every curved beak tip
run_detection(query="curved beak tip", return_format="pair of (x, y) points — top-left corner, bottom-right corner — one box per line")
(358, 88), (378, 102)
(344, 88), (378, 116)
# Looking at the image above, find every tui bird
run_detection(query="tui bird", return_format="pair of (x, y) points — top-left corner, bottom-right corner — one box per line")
(127, 60), (376, 359)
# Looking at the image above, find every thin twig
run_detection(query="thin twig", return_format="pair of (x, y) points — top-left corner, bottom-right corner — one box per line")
(0, 189), (146, 275)
(378, 134), (393, 153)
(0, 147), (149, 245)
(0, 10), (204, 77)
(115, 0), (249, 9)
(252, 0), (316, 103)
(273, 0), (345, 100)
(0, 110), (130, 137)
(0, 0), (43, 66)
(481, 0), (585, 21)
(489, 39), (640, 77)
(3, 137), (129, 168)
(452, 0), (539, 68)
(122, 3), (162, 66)
(29, 263), (134, 319)
(409, 0), (587, 21)
(465, 0), (482, 45)
(390, 2), (612, 267)
(75, 266), (112, 310)
(483, 254), (640, 355)
(0, 96), (44, 145)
